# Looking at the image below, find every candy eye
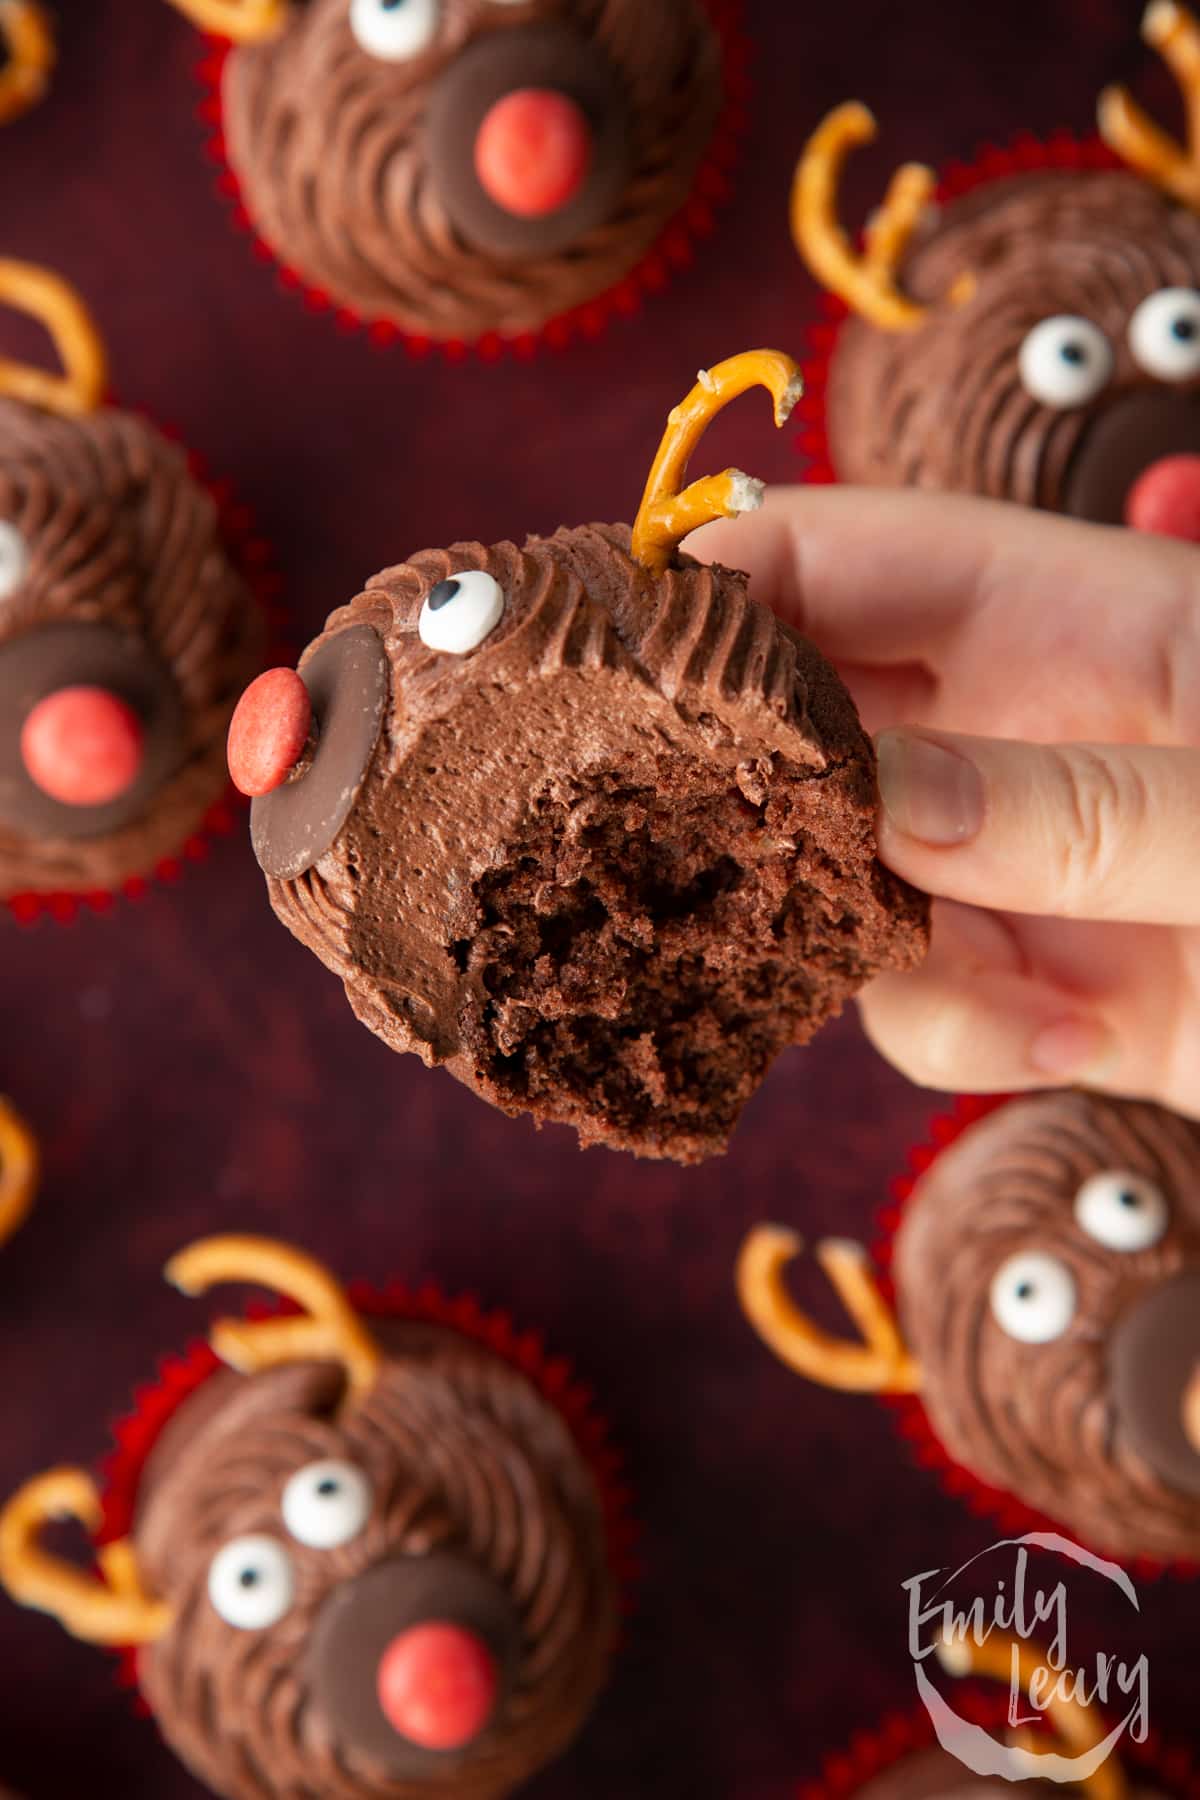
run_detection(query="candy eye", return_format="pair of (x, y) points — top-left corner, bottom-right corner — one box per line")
(349, 0), (438, 60)
(418, 571), (505, 655)
(989, 1251), (1077, 1344)
(0, 521), (29, 601)
(1074, 1170), (1169, 1252)
(281, 1459), (372, 1550)
(1128, 288), (1200, 382)
(207, 1535), (295, 1630)
(1018, 316), (1114, 409)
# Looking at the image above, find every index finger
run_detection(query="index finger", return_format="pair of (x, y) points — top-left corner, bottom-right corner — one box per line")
(685, 484), (1200, 669)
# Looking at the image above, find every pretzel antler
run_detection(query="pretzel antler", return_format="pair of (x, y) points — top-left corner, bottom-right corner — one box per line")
(793, 102), (974, 332)
(0, 1097), (37, 1249)
(736, 1225), (920, 1394)
(0, 261), (107, 416)
(631, 350), (802, 577)
(937, 1635), (1128, 1800)
(167, 1235), (381, 1403)
(0, 1469), (171, 1645)
(161, 0), (287, 41)
(1100, 3), (1200, 207)
(0, 1), (53, 123)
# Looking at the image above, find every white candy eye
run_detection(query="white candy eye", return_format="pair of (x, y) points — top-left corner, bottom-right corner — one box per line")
(1129, 288), (1200, 382)
(0, 521), (29, 601)
(1074, 1170), (1169, 1252)
(418, 571), (505, 655)
(281, 1459), (372, 1549)
(207, 1535), (295, 1630)
(989, 1251), (1077, 1344)
(349, 0), (438, 60)
(1018, 316), (1114, 409)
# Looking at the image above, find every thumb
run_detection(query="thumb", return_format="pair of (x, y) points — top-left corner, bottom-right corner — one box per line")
(874, 730), (1200, 926)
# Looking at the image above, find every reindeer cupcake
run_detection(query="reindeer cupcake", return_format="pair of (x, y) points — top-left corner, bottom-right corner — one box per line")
(164, 0), (740, 347)
(0, 261), (266, 916)
(739, 1092), (1200, 1565)
(0, 1235), (627, 1800)
(793, 2), (1200, 539)
(0, 1), (52, 123)
(224, 352), (928, 1162)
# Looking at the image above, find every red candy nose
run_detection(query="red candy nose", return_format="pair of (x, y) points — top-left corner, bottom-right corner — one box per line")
(376, 1622), (499, 1751)
(474, 88), (592, 219)
(227, 667), (312, 798)
(1125, 454), (1200, 541)
(20, 685), (143, 806)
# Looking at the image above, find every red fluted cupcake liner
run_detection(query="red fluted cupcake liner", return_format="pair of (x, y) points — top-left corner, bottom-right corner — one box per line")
(3, 412), (286, 929)
(797, 1687), (1200, 1800)
(871, 1093), (1199, 1583)
(794, 131), (1125, 483)
(191, 0), (750, 361)
(97, 1280), (640, 1707)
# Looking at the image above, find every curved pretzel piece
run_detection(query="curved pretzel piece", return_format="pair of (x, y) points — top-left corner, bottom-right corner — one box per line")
(0, 260), (107, 416)
(162, 0), (287, 41)
(736, 1225), (921, 1394)
(631, 350), (803, 578)
(1100, 2), (1200, 208)
(793, 103), (974, 333)
(0, 1468), (171, 1645)
(0, 1), (53, 125)
(166, 1234), (381, 1403)
(937, 1634), (1128, 1800)
(0, 1097), (37, 1249)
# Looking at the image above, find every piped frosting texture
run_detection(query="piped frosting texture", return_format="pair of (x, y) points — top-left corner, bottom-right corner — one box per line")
(828, 171), (1200, 508)
(134, 1323), (615, 1800)
(0, 400), (262, 894)
(894, 1092), (1200, 1561)
(220, 0), (722, 339)
(258, 523), (928, 1161)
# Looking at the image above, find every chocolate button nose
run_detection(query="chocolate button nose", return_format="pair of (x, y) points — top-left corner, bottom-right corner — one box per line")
(1110, 1269), (1200, 1497)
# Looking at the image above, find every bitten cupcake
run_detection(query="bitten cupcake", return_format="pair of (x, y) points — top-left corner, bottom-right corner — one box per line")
(0, 1), (52, 123)
(0, 1235), (629, 1800)
(163, 0), (743, 348)
(225, 352), (928, 1162)
(0, 1096), (36, 1247)
(0, 261), (266, 916)
(739, 1091), (1200, 1565)
(792, 1), (1200, 539)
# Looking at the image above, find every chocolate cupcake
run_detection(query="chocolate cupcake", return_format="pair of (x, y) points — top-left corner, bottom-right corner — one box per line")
(792, 2), (1200, 539)
(0, 1096), (36, 1247)
(0, 261), (265, 912)
(165, 0), (741, 347)
(0, 1), (52, 123)
(0, 1235), (628, 1800)
(805, 1632), (1160, 1800)
(740, 1091), (1200, 1565)
(225, 352), (928, 1162)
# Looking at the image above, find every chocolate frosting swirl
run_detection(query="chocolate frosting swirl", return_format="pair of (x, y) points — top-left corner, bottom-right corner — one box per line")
(0, 399), (262, 894)
(221, 0), (722, 339)
(257, 523), (928, 1162)
(894, 1092), (1200, 1561)
(827, 172), (1200, 513)
(134, 1321), (614, 1800)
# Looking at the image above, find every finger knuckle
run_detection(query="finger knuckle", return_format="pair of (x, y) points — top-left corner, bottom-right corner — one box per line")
(1051, 745), (1148, 910)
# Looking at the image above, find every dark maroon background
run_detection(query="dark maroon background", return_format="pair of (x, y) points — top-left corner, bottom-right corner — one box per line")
(3, 2), (1198, 1796)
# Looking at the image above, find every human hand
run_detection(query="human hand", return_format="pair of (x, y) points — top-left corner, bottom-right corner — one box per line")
(689, 487), (1200, 1116)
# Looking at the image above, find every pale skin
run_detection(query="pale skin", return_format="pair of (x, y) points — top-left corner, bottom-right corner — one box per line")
(689, 489), (1200, 1116)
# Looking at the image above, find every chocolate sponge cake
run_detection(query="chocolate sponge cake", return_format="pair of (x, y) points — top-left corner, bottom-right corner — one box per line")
(229, 354), (928, 1161)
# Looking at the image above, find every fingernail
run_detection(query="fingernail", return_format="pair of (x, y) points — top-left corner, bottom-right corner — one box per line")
(1030, 1018), (1120, 1081)
(876, 730), (985, 847)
